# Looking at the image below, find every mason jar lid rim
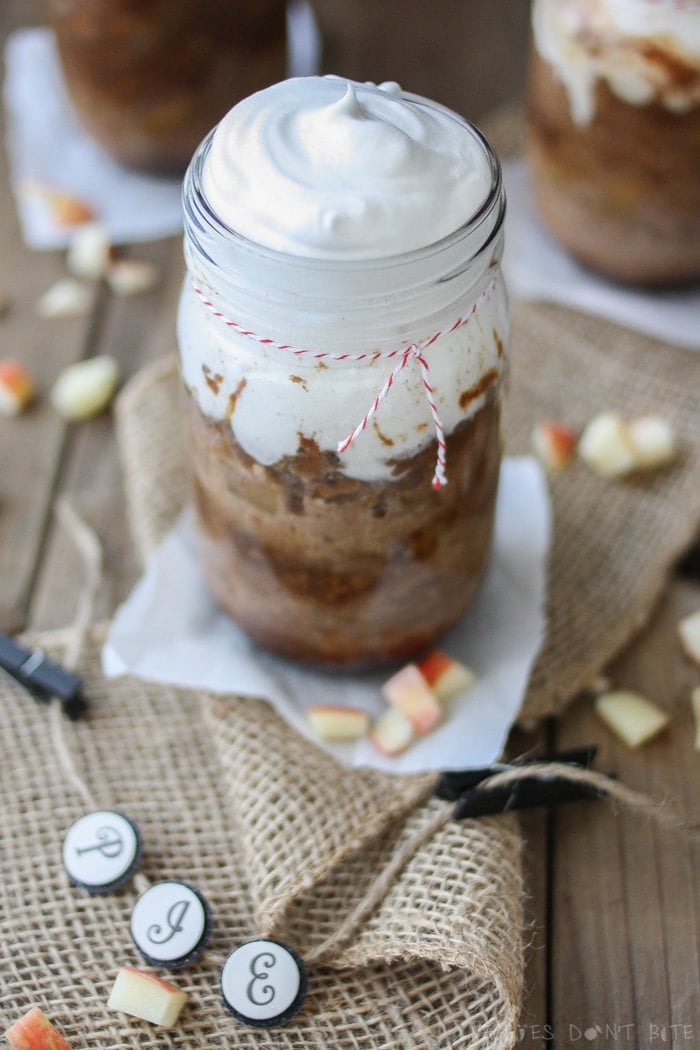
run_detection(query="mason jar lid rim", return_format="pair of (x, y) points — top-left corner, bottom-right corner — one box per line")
(182, 93), (504, 275)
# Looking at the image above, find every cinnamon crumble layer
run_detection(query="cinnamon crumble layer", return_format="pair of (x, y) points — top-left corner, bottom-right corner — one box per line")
(186, 391), (502, 668)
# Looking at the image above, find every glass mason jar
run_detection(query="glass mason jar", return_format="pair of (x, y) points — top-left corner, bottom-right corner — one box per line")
(177, 111), (508, 669)
(47, 0), (288, 175)
(527, 0), (700, 286)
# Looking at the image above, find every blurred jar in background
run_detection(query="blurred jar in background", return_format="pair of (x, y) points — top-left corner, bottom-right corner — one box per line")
(46, 0), (288, 175)
(527, 0), (700, 286)
(309, 0), (530, 121)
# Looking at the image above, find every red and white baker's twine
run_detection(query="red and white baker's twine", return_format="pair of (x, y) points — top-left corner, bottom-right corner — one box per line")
(193, 273), (499, 490)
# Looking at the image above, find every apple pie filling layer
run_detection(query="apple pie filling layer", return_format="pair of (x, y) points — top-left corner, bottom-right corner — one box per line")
(186, 392), (502, 668)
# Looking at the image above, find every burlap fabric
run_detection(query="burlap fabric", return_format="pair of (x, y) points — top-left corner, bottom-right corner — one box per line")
(0, 630), (523, 1049)
(116, 303), (700, 725)
(509, 302), (700, 721)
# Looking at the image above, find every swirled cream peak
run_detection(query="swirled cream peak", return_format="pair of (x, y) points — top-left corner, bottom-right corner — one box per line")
(533, 0), (700, 123)
(202, 76), (491, 258)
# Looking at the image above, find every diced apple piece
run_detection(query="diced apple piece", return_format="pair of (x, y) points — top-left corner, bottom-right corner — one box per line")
(107, 966), (187, 1028)
(381, 664), (442, 735)
(417, 651), (477, 702)
(531, 420), (577, 473)
(307, 704), (370, 741)
(627, 415), (677, 471)
(370, 707), (415, 757)
(19, 181), (95, 228)
(107, 259), (159, 297)
(691, 687), (700, 752)
(50, 355), (119, 421)
(67, 222), (112, 279)
(678, 610), (700, 667)
(578, 412), (636, 478)
(595, 690), (669, 749)
(5, 1006), (74, 1050)
(47, 190), (95, 228)
(37, 279), (92, 320)
(0, 359), (36, 416)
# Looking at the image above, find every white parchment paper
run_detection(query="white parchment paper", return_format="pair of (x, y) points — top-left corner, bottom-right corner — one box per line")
(103, 457), (551, 774)
(502, 159), (700, 351)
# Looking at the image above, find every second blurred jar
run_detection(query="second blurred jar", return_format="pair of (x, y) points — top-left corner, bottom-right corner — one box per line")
(527, 0), (700, 286)
(47, 0), (288, 175)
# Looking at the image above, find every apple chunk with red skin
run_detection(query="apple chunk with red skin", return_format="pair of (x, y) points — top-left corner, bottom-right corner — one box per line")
(5, 1006), (74, 1050)
(0, 359), (36, 417)
(531, 420), (577, 473)
(107, 966), (187, 1028)
(417, 651), (477, 702)
(382, 664), (442, 735)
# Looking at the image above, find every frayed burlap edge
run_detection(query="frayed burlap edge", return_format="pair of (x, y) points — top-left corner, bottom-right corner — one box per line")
(506, 300), (700, 724)
(0, 628), (523, 1050)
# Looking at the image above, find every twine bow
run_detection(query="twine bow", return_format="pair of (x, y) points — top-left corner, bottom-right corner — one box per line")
(193, 273), (499, 489)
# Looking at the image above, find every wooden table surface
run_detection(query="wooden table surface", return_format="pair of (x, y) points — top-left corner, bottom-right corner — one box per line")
(1, 5), (698, 1048)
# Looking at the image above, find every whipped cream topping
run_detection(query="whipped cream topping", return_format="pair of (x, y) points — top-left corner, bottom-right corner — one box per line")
(178, 286), (507, 483)
(202, 76), (492, 259)
(179, 76), (507, 482)
(533, 0), (700, 123)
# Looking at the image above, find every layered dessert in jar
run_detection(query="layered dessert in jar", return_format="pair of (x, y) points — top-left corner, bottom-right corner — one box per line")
(47, 0), (288, 174)
(527, 0), (700, 285)
(178, 76), (508, 668)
